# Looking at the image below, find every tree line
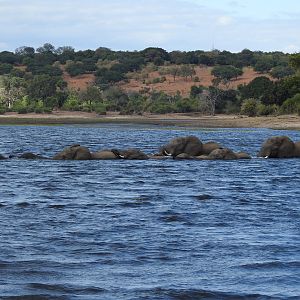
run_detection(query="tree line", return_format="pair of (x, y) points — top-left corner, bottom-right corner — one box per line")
(0, 43), (299, 116)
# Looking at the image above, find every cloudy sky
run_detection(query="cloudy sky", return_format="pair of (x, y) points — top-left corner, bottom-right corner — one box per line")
(0, 0), (300, 53)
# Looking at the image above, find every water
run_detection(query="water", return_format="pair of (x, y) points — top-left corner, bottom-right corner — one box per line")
(0, 125), (299, 300)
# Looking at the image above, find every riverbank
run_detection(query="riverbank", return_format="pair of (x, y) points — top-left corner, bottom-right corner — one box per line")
(0, 111), (299, 130)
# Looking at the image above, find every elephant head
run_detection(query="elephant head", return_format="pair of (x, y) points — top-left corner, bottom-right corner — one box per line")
(111, 148), (148, 160)
(258, 136), (295, 158)
(160, 136), (203, 157)
(53, 144), (92, 160)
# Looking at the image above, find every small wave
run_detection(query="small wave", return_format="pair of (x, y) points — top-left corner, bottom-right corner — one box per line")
(193, 194), (214, 201)
(15, 202), (31, 207)
(240, 261), (300, 269)
(47, 204), (66, 209)
(2, 295), (67, 300)
(159, 212), (187, 223)
(152, 288), (283, 299)
(28, 283), (105, 295)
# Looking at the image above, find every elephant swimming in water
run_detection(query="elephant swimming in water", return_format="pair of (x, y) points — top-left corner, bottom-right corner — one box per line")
(159, 136), (203, 157)
(53, 144), (92, 160)
(258, 136), (300, 158)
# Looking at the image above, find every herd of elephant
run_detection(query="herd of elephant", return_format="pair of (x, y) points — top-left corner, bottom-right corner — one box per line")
(0, 135), (300, 161)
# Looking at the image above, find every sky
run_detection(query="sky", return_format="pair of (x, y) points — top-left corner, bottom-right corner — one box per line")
(0, 0), (300, 53)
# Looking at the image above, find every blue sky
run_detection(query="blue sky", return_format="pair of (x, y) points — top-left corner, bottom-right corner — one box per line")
(0, 0), (300, 53)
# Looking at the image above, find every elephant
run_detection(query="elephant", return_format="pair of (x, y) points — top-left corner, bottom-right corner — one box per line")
(160, 136), (203, 157)
(196, 148), (251, 160)
(174, 153), (192, 159)
(19, 152), (47, 159)
(235, 152), (252, 159)
(258, 136), (300, 158)
(208, 148), (238, 160)
(53, 144), (92, 160)
(294, 141), (300, 157)
(201, 141), (222, 155)
(111, 148), (149, 160)
(91, 150), (118, 160)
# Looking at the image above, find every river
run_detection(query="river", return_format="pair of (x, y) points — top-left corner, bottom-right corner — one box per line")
(0, 125), (299, 299)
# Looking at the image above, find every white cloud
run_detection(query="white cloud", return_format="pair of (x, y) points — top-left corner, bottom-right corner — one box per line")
(0, 0), (299, 52)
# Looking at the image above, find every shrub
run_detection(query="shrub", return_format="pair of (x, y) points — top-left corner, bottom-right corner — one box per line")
(62, 94), (81, 111)
(17, 107), (28, 114)
(240, 98), (259, 117)
(0, 106), (6, 114)
(94, 103), (106, 115)
(280, 93), (300, 114)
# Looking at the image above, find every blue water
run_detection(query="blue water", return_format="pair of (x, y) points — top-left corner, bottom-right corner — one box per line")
(0, 125), (299, 300)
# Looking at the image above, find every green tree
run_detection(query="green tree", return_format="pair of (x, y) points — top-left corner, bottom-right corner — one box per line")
(289, 53), (300, 71)
(0, 63), (13, 75)
(211, 65), (243, 87)
(179, 65), (196, 81)
(239, 76), (275, 104)
(26, 75), (59, 101)
(254, 57), (274, 73)
(79, 86), (103, 110)
(65, 61), (85, 77)
(240, 98), (259, 117)
(270, 65), (294, 79)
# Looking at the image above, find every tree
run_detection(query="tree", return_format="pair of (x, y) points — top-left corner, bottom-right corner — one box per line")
(0, 63), (13, 75)
(0, 76), (26, 108)
(240, 98), (259, 117)
(254, 57), (274, 73)
(65, 61), (85, 77)
(190, 85), (203, 98)
(15, 46), (35, 57)
(26, 75), (59, 101)
(289, 53), (300, 72)
(201, 87), (222, 115)
(0, 51), (17, 64)
(36, 43), (55, 54)
(270, 66), (294, 79)
(211, 65), (243, 87)
(179, 65), (196, 81)
(140, 47), (170, 65)
(239, 76), (275, 104)
(167, 66), (180, 82)
(79, 86), (103, 109)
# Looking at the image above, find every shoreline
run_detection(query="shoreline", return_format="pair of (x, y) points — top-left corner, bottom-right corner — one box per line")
(0, 112), (300, 130)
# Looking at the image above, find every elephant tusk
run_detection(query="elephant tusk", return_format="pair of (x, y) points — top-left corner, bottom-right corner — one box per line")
(264, 156), (269, 158)
(163, 150), (172, 156)
(119, 154), (125, 158)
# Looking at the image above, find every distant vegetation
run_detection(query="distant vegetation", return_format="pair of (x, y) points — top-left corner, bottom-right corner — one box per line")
(0, 43), (300, 116)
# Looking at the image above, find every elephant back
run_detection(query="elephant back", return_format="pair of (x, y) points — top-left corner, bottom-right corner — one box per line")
(258, 136), (295, 158)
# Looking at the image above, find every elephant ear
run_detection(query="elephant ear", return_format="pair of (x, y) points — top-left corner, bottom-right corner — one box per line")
(277, 137), (295, 158)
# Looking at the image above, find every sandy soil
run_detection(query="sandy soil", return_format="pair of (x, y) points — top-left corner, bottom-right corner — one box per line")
(62, 66), (271, 96)
(0, 111), (299, 130)
(120, 67), (272, 97)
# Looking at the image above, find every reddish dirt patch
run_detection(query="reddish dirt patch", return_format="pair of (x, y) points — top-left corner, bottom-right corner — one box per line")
(120, 67), (272, 96)
(63, 72), (96, 91)
(61, 65), (271, 95)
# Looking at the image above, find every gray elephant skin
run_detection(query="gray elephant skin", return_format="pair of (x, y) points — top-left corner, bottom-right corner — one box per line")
(258, 136), (300, 158)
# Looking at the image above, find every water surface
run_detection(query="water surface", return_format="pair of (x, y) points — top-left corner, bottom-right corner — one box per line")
(0, 125), (299, 299)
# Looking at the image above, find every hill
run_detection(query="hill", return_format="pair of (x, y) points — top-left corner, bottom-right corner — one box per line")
(0, 44), (299, 116)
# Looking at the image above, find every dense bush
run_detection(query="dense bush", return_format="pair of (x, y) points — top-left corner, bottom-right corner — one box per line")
(240, 98), (259, 117)
(280, 93), (300, 114)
